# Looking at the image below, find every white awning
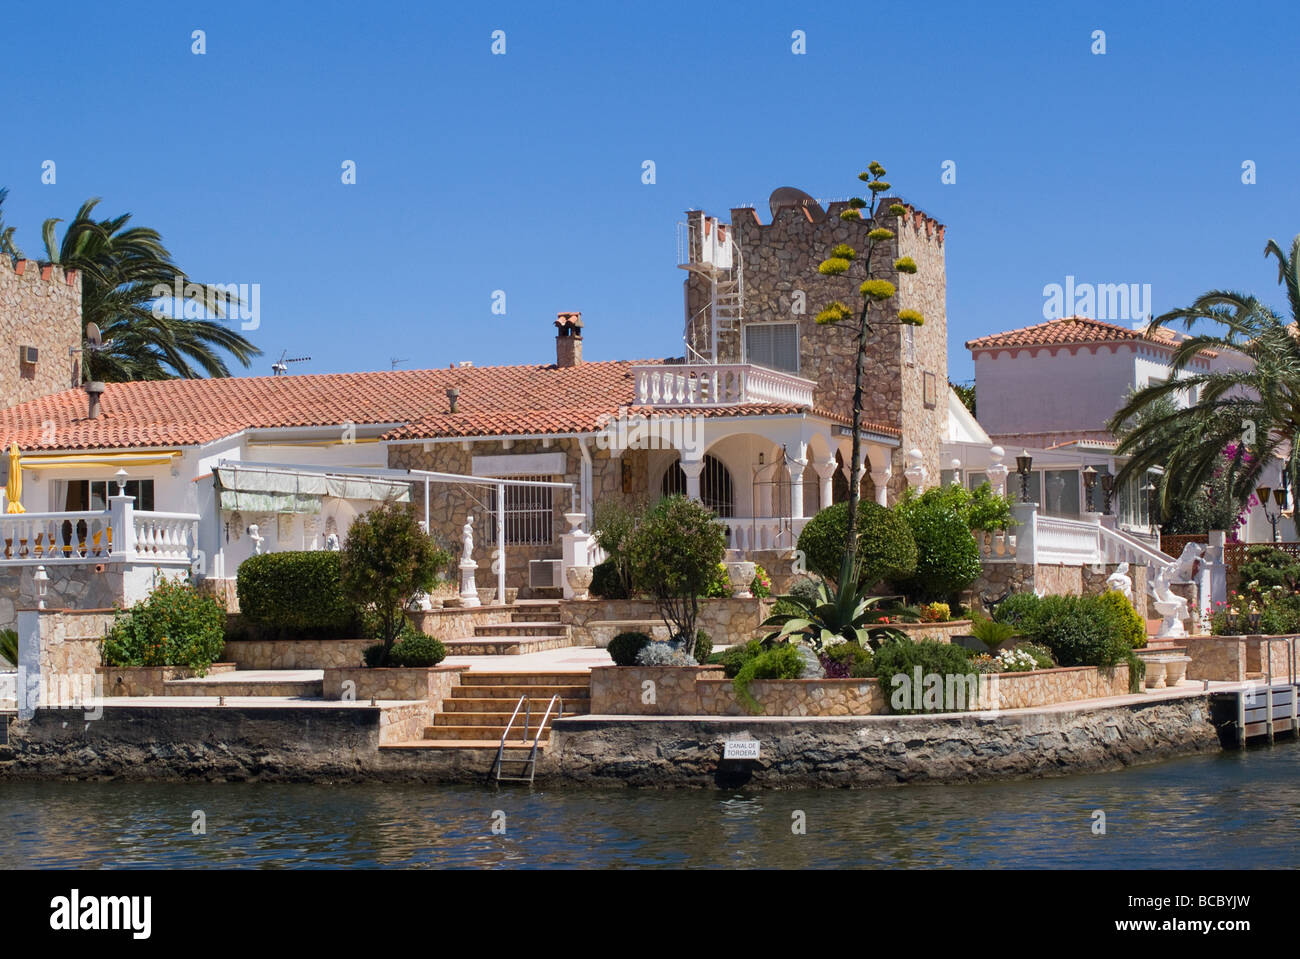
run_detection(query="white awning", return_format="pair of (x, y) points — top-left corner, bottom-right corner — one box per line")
(214, 466), (411, 514)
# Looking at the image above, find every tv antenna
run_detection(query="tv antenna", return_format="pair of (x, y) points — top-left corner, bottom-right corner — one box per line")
(271, 350), (311, 376)
(390, 356), (410, 370)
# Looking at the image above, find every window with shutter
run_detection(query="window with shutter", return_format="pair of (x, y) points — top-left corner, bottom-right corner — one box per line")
(743, 323), (799, 374)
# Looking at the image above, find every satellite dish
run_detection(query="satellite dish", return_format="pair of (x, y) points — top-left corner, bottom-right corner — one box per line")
(85, 323), (102, 347)
(769, 187), (824, 221)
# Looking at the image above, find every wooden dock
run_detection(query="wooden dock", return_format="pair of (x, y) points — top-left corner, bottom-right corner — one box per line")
(1212, 682), (1300, 745)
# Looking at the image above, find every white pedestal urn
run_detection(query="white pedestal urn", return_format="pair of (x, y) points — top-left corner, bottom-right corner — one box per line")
(566, 565), (594, 601)
(726, 560), (756, 599)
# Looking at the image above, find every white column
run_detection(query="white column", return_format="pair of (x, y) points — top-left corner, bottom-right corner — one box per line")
(496, 482), (506, 605)
(680, 457), (705, 502)
(863, 445), (889, 507)
(986, 445), (1009, 498)
(904, 448), (927, 490)
(814, 458), (837, 512)
(788, 459), (807, 520)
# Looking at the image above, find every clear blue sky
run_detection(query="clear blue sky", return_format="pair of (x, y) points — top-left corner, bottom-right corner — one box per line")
(2, 0), (1296, 385)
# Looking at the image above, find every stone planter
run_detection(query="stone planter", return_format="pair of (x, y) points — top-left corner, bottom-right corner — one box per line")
(566, 565), (594, 601)
(98, 663), (238, 697)
(725, 561), (756, 599)
(322, 664), (466, 705)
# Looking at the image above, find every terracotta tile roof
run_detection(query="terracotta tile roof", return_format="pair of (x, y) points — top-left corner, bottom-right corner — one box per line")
(0, 359), (860, 450)
(966, 316), (1218, 358)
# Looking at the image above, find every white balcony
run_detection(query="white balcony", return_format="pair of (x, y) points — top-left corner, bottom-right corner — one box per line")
(0, 504), (198, 567)
(632, 363), (816, 409)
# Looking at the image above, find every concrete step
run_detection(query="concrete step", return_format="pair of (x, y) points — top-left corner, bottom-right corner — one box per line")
(458, 672), (591, 687)
(511, 609), (563, 623)
(442, 636), (573, 655)
(431, 710), (583, 725)
(474, 622), (567, 636)
(449, 684), (590, 700)
(423, 724), (555, 741)
(443, 696), (589, 712)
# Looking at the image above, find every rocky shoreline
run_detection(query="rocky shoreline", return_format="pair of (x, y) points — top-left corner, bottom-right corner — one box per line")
(0, 694), (1226, 788)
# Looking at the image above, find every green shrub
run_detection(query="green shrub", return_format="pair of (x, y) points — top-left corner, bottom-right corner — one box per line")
(892, 499), (982, 602)
(236, 551), (358, 635)
(713, 638), (768, 678)
(341, 502), (451, 666)
(1099, 589), (1147, 649)
(388, 633), (447, 668)
(750, 564), (772, 598)
(898, 482), (1015, 533)
(592, 500), (643, 596)
(733, 644), (805, 714)
(868, 639), (977, 714)
(1020, 594), (1128, 668)
(0, 628), (17, 666)
(797, 501), (917, 587)
(362, 643), (385, 667)
(703, 562), (731, 598)
(692, 629), (713, 662)
(590, 559), (629, 599)
(623, 495), (727, 642)
(1239, 545), (1300, 591)
(608, 631), (652, 666)
(821, 641), (873, 678)
(969, 613), (1018, 652)
(102, 577), (226, 675)
(991, 592), (1041, 629)
(1015, 641), (1056, 670)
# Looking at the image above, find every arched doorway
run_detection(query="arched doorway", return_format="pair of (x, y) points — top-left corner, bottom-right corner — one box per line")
(661, 454), (735, 517)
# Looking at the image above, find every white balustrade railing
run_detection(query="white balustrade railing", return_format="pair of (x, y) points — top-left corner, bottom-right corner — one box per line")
(632, 363), (816, 408)
(0, 505), (198, 566)
(1098, 523), (1172, 567)
(723, 516), (809, 553)
(1035, 515), (1103, 565)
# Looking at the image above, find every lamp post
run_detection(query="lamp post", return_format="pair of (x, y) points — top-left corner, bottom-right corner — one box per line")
(950, 458), (962, 487)
(1256, 485), (1286, 542)
(1100, 472), (1115, 515)
(1015, 451), (1033, 503)
(1082, 465), (1097, 512)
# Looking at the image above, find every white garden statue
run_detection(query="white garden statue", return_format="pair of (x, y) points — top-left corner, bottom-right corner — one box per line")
(458, 513), (481, 608)
(1150, 543), (1205, 638)
(248, 524), (265, 556)
(1105, 562), (1133, 603)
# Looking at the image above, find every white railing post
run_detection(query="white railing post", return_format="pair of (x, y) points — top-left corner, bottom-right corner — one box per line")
(109, 492), (136, 560)
(1011, 501), (1038, 564)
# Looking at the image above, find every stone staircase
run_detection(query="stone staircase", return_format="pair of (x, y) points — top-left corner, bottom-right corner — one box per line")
(442, 602), (575, 656)
(387, 671), (590, 750)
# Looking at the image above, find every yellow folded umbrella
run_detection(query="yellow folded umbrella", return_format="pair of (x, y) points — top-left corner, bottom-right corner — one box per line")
(6, 442), (24, 514)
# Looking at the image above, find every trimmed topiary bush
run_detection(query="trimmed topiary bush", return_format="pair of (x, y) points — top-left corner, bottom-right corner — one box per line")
(693, 629), (713, 662)
(388, 633), (447, 668)
(608, 631), (652, 666)
(1019, 595), (1128, 668)
(797, 501), (917, 587)
(236, 551), (358, 635)
(991, 591), (1042, 629)
(891, 500), (982, 602)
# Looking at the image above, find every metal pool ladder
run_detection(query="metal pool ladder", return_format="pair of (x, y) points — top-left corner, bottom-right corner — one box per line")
(493, 694), (562, 785)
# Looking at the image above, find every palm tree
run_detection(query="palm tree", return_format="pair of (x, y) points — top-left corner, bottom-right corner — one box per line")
(1110, 235), (1300, 520)
(0, 188), (21, 260)
(42, 198), (261, 381)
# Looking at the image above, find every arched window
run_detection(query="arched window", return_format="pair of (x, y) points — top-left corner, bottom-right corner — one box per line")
(661, 454), (734, 517)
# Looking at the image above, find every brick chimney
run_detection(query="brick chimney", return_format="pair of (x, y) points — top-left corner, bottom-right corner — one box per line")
(555, 311), (583, 367)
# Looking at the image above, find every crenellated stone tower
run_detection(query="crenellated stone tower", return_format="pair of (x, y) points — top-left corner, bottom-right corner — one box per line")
(680, 190), (948, 498)
(0, 259), (82, 407)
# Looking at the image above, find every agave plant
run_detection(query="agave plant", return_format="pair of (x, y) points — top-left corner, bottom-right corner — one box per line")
(761, 555), (907, 652)
(0, 628), (17, 667)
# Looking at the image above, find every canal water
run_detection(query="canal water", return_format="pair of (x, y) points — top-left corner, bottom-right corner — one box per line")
(2, 745), (1297, 868)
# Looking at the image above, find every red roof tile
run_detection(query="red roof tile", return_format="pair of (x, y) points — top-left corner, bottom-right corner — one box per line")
(0, 359), (850, 451)
(966, 316), (1218, 357)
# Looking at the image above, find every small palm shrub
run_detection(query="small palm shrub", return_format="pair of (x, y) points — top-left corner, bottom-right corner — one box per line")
(969, 613), (1018, 653)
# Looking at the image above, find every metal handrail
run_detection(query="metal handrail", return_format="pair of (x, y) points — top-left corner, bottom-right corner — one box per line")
(528, 695), (563, 769)
(495, 694), (527, 772)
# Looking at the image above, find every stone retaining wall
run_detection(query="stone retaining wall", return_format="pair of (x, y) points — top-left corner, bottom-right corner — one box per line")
(322, 665), (465, 708)
(27, 609), (115, 678)
(0, 693), (1222, 786)
(222, 638), (373, 670)
(98, 663), (238, 697)
(561, 597), (772, 645)
(1184, 636), (1248, 682)
(590, 662), (1131, 717)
